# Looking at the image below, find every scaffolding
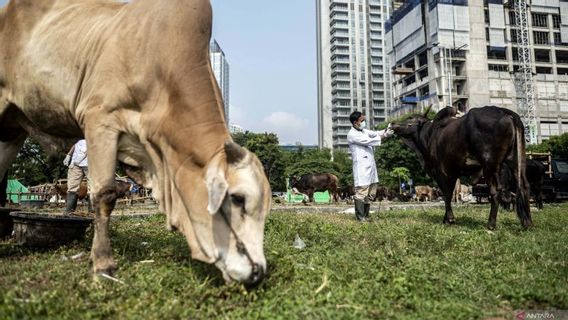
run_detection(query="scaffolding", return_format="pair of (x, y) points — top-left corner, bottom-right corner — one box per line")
(513, 0), (538, 144)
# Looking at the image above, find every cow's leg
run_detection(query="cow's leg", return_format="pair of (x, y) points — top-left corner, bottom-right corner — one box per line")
(485, 171), (500, 230)
(85, 128), (120, 276)
(0, 134), (27, 188)
(438, 177), (458, 225)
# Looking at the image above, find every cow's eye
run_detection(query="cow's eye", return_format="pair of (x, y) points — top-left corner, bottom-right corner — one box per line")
(231, 194), (246, 207)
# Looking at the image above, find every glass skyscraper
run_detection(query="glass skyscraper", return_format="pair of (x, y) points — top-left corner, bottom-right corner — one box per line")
(210, 39), (230, 125)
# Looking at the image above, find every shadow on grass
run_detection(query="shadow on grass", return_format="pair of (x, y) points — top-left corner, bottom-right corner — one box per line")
(415, 210), (489, 230)
(1, 216), (228, 287)
(109, 218), (227, 287)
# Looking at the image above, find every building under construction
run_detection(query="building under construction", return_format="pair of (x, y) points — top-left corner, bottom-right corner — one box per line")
(386, 0), (568, 142)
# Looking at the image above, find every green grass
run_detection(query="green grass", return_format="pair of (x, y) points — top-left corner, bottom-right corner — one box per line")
(1, 203), (567, 319)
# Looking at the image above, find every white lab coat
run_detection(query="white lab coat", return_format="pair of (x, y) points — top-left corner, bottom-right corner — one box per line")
(71, 139), (88, 167)
(347, 127), (387, 187)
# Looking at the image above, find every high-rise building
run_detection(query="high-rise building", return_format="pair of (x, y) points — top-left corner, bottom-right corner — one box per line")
(210, 39), (230, 124)
(317, 0), (392, 150)
(386, 0), (568, 142)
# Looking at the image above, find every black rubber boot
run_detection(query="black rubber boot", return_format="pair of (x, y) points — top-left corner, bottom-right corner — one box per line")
(355, 199), (367, 221)
(65, 192), (78, 215)
(364, 203), (372, 221)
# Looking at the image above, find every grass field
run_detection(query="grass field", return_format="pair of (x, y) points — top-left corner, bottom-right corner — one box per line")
(1, 203), (567, 319)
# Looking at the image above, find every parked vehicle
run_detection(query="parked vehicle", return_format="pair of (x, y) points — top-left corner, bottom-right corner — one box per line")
(471, 153), (568, 203)
(542, 158), (568, 201)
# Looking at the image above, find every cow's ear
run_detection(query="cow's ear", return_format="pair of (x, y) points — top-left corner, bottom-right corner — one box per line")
(225, 141), (246, 164)
(206, 171), (228, 215)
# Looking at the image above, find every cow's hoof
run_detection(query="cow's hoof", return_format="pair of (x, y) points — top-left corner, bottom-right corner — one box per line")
(486, 224), (496, 230)
(92, 259), (118, 278)
(443, 219), (455, 225)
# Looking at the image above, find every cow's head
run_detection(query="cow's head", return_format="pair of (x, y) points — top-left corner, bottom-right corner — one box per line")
(390, 106), (432, 139)
(390, 107), (433, 169)
(289, 176), (300, 189)
(162, 141), (271, 286)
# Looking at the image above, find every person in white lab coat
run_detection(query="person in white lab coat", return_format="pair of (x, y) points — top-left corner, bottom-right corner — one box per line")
(63, 139), (90, 214)
(347, 111), (393, 221)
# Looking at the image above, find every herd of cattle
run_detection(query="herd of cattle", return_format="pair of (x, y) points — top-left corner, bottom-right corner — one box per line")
(27, 179), (145, 205)
(0, 0), (558, 286)
(289, 173), (473, 204)
(289, 157), (547, 207)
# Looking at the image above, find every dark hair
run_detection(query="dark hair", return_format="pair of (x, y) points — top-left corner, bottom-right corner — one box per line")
(349, 111), (362, 125)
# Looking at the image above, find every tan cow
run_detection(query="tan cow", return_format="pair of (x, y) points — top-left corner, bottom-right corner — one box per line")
(0, 0), (270, 285)
(414, 185), (434, 202)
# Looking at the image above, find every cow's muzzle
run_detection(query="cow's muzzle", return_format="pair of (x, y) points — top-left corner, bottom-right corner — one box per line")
(244, 263), (265, 287)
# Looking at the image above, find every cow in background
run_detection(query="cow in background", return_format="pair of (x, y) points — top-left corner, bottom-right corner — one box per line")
(452, 179), (472, 203)
(392, 106), (532, 229)
(414, 185), (435, 202)
(50, 181), (89, 201)
(500, 158), (546, 210)
(339, 185), (355, 202)
(290, 173), (340, 203)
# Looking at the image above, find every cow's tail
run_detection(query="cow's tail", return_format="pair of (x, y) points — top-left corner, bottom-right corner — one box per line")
(511, 113), (533, 229)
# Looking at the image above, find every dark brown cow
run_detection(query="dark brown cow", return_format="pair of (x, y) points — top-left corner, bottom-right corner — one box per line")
(392, 106), (532, 229)
(339, 184), (355, 202)
(50, 179), (133, 202)
(500, 158), (546, 210)
(50, 181), (89, 201)
(290, 173), (340, 202)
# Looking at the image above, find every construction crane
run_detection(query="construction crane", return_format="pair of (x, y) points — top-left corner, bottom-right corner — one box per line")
(513, 0), (538, 144)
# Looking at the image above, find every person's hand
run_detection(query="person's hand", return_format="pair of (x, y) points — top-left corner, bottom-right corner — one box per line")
(63, 155), (71, 167)
(382, 124), (394, 138)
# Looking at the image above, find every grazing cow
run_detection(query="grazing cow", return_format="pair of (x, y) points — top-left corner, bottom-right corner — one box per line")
(0, 0), (270, 285)
(452, 180), (471, 203)
(500, 159), (546, 210)
(50, 179), (133, 202)
(392, 106), (532, 229)
(114, 180), (133, 200)
(290, 173), (340, 203)
(375, 186), (394, 201)
(414, 185), (435, 202)
(339, 184), (355, 202)
(50, 181), (89, 201)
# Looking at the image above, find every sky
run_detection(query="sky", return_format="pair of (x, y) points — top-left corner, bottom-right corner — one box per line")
(210, 1), (318, 145)
(0, 0), (318, 145)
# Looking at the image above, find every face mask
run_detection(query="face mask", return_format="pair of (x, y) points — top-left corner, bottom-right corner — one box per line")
(359, 121), (367, 130)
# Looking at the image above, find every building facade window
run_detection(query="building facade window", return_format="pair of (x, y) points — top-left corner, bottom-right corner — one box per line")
(552, 14), (561, 29)
(531, 13), (548, 28)
(533, 31), (550, 45)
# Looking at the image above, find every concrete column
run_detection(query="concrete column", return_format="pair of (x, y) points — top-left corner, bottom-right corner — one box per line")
(465, 0), (491, 109)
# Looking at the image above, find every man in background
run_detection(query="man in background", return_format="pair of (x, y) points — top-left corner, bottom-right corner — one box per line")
(63, 139), (89, 215)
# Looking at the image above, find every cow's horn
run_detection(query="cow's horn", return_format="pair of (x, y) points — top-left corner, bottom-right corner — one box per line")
(423, 105), (432, 118)
(225, 141), (246, 164)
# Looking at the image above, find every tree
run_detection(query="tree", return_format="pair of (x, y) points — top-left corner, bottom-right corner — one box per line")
(10, 138), (68, 186)
(375, 137), (433, 190)
(526, 132), (568, 158)
(332, 149), (353, 187)
(284, 148), (336, 177)
(391, 167), (410, 193)
(232, 131), (286, 191)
